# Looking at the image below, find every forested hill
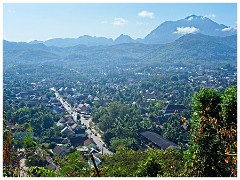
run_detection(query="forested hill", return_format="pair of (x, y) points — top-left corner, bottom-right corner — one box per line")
(3, 34), (237, 67)
(141, 34), (237, 63)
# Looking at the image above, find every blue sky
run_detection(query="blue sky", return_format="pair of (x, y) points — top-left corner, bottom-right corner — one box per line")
(3, 3), (237, 42)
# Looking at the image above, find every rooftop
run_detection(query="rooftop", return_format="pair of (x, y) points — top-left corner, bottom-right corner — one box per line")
(140, 131), (178, 150)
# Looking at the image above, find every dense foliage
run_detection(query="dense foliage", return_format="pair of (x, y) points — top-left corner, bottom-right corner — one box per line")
(98, 86), (237, 177)
(184, 86), (237, 177)
(3, 85), (237, 177)
(92, 102), (143, 151)
(55, 151), (92, 177)
(3, 32), (237, 177)
(100, 147), (184, 177)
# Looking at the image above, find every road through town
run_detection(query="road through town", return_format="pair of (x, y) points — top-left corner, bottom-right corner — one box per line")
(50, 87), (112, 155)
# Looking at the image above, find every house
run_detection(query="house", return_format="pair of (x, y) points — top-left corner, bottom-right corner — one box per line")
(69, 136), (88, 147)
(140, 131), (179, 150)
(66, 118), (75, 126)
(67, 94), (74, 101)
(59, 117), (67, 124)
(75, 94), (89, 101)
(164, 104), (187, 115)
(42, 98), (49, 103)
(52, 145), (69, 156)
(46, 155), (59, 171)
(78, 103), (92, 114)
(72, 124), (86, 137)
(52, 105), (65, 115)
(45, 138), (63, 144)
(61, 138), (70, 144)
(61, 126), (75, 138)
(12, 97), (21, 104)
(84, 138), (97, 149)
(47, 163), (58, 171)
(142, 93), (156, 100)
(17, 92), (29, 99)
(46, 156), (54, 164)
(93, 97), (100, 101)
(49, 97), (59, 103)
(26, 101), (37, 108)
(56, 118), (67, 127)
(76, 146), (89, 153)
(71, 123), (80, 131)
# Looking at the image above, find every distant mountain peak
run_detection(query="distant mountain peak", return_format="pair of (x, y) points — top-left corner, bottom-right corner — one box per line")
(116, 34), (131, 39)
(78, 35), (92, 39)
(114, 34), (135, 44)
(144, 14), (236, 44)
(23, 15), (237, 47)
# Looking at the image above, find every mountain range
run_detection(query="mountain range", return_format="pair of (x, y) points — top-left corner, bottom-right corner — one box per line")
(28, 15), (236, 47)
(3, 14), (237, 68)
(4, 33), (237, 67)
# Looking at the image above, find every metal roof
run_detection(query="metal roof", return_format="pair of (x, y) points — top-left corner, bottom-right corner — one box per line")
(140, 131), (178, 150)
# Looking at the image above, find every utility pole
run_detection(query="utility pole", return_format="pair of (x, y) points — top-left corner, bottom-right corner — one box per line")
(90, 154), (100, 177)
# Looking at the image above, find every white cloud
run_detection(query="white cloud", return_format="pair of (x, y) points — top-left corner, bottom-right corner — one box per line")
(138, 11), (154, 19)
(174, 27), (199, 35)
(45, 37), (54, 41)
(112, 18), (128, 26)
(187, 17), (194, 21)
(26, 39), (35, 43)
(204, 14), (216, 18)
(221, 27), (236, 32)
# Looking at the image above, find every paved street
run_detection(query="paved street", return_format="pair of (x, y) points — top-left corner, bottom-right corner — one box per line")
(51, 87), (112, 155)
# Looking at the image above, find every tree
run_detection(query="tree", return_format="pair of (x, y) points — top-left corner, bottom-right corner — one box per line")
(94, 101), (142, 146)
(220, 87), (237, 177)
(28, 166), (56, 177)
(162, 115), (184, 144)
(135, 150), (164, 177)
(42, 113), (54, 129)
(136, 148), (184, 177)
(3, 112), (20, 177)
(56, 151), (92, 177)
(184, 87), (237, 177)
(23, 134), (36, 150)
(100, 147), (147, 177)
(26, 153), (47, 167)
(110, 137), (134, 151)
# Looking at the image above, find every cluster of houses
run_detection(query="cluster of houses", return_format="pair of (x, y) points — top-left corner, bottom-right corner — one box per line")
(46, 111), (101, 170)
(75, 103), (92, 115)
(4, 64), (237, 173)
(8, 116), (101, 171)
(46, 138), (101, 171)
(139, 103), (190, 150)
